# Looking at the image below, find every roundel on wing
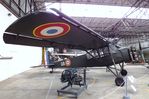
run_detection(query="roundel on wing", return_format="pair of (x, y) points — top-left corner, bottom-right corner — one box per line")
(33, 22), (70, 38)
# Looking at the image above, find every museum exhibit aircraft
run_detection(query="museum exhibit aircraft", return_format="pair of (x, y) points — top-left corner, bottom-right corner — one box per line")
(132, 42), (149, 64)
(3, 8), (132, 86)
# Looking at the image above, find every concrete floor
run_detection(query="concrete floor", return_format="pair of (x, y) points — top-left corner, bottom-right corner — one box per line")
(0, 64), (149, 99)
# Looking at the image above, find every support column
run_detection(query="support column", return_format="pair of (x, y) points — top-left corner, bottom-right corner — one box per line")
(41, 47), (46, 67)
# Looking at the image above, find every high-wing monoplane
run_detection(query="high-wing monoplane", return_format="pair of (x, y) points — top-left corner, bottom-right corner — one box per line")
(3, 8), (132, 86)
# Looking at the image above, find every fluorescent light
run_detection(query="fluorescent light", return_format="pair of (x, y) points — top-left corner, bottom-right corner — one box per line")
(45, 3), (149, 19)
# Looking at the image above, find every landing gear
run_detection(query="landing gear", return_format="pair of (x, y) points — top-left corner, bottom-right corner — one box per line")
(48, 65), (55, 73)
(115, 69), (127, 86)
(107, 64), (128, 86)
(115, 77), (125, 86)
(49, 68), (54, 73)
(107, 66), (127, 86)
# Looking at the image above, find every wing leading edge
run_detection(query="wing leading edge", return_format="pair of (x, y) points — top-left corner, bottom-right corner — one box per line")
(3, 8), (109, 50)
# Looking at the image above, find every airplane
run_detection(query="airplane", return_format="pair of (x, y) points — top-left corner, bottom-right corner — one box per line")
(130, 41), (149, 64)
(0, 54), (12, 60)
(3, 8), (132, 87)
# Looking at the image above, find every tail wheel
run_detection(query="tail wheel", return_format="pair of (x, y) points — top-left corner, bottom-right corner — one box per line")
(120, 69), (127, 76)
(115, 77), (125, 86)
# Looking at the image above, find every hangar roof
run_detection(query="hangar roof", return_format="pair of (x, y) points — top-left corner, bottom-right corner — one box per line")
(37, 0), (149, 8)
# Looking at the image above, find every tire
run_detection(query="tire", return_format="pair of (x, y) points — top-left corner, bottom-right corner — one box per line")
(115, 77), (125, 86)
(120, 69), (127, 76)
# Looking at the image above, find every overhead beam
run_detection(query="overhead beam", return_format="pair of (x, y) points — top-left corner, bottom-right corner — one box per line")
(95, 30), (149, 38)
(44, 0), (149, 8)
(0, 0), (39, 17)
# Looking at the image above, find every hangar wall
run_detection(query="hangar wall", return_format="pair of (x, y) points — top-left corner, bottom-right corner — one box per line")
(119, 37), (149, 49)
(0, 4), (41, 81)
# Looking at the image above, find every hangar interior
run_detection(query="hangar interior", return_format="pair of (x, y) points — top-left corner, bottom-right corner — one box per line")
(1, 0), (149, 99)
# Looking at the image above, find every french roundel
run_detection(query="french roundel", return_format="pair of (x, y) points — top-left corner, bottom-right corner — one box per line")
(65, 58), (71, 67)
(33, 22), (70, 38)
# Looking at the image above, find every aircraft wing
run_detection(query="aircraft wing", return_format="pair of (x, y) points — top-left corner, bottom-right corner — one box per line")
(3, 8), (109, 50)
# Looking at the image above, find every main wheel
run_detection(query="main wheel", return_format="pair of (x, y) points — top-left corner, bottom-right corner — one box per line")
(50, 71), (53, 73)
(115, 77), (125, 86)
(120, 69), (127, 76)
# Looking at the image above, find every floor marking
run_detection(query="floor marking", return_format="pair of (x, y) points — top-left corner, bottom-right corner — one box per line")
(98, 86), (122, 99)
(89, 77), (96, 87)
(57, 96), (62, 99)
(45, 76), (55, 99)
(84, 76), (96, 95)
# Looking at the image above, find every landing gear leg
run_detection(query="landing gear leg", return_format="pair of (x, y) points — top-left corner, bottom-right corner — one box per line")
(50, 68), (54, 73)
